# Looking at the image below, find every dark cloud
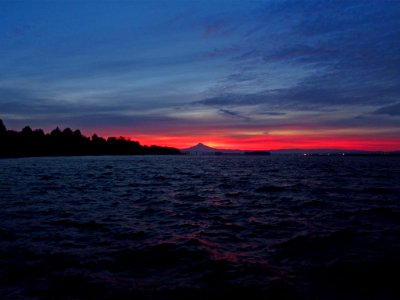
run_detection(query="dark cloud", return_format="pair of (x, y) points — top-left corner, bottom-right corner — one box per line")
(13, 24), (33, 37)
(197, 93), (269, 107)
(264, 45), (336, 64)
(205, 0), (400, 111)
(258, 111), (286, 116)
(218, 108), (250, 121)
(294, 1), (400, 37)
(195, 81), (398, 109)
(373, 103), (400, 116)
(203, 21), (226, 37)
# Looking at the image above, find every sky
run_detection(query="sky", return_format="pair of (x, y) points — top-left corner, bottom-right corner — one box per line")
(1, 0), (400, 150)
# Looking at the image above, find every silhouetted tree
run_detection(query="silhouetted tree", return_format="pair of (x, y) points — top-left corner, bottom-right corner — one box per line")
(62, 128), (73, 137)
(0, 119), (6, 133)
(0, 120), (180, 157)
(51, 127), (62, 138)
(21, 126), (33, 135)
(91, 134), (106, 154)
(73, 129), (82, 139)
(33, 129), (45, 137)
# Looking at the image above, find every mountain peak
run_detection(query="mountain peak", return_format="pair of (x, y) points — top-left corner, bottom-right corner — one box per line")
(195, 142), (208, 147)
(181, 143), (245, 154)
(181, 143), (218, 152)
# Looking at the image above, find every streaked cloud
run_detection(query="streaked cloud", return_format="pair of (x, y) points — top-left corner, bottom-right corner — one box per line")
(373, 103), (400, 116)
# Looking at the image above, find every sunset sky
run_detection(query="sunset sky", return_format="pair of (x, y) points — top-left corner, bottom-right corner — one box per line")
(1, 0), (400, 150)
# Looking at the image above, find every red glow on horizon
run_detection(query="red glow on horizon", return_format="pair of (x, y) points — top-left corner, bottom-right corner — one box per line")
(92, 126), (400, 152)
(121, 134), (400, 151)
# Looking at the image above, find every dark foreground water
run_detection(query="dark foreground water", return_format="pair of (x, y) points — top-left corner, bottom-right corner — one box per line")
(0, 156), (399, 299)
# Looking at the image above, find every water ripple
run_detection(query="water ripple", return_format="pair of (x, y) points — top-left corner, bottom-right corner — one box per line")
(0, 155), (399, 299)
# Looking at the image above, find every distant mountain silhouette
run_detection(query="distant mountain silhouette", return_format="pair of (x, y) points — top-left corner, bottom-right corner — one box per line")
(180, 143), (399, 156)
(181, 143), (270, 155)
(0, 119), (180, 157)
(181, 143), (222, 153)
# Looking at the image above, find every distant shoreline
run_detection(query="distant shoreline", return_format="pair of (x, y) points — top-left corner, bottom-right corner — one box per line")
(180, 143), (400, 156)
(2, 153), (399, 160)
(0, 153), (184, 159)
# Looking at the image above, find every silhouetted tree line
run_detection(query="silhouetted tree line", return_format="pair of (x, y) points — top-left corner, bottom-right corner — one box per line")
(0, 119), (180, 157)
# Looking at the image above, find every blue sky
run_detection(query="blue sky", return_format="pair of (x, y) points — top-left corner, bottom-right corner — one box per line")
(1, 0), (400, 149)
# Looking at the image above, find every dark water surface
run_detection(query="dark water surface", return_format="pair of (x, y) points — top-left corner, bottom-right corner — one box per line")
(0, 156), (399, 299)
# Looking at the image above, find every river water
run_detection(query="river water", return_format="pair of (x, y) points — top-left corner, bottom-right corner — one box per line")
(0, 156), (399, 299)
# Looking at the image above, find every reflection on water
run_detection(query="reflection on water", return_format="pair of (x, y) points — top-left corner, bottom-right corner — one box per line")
(0, 156), (399, 299)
